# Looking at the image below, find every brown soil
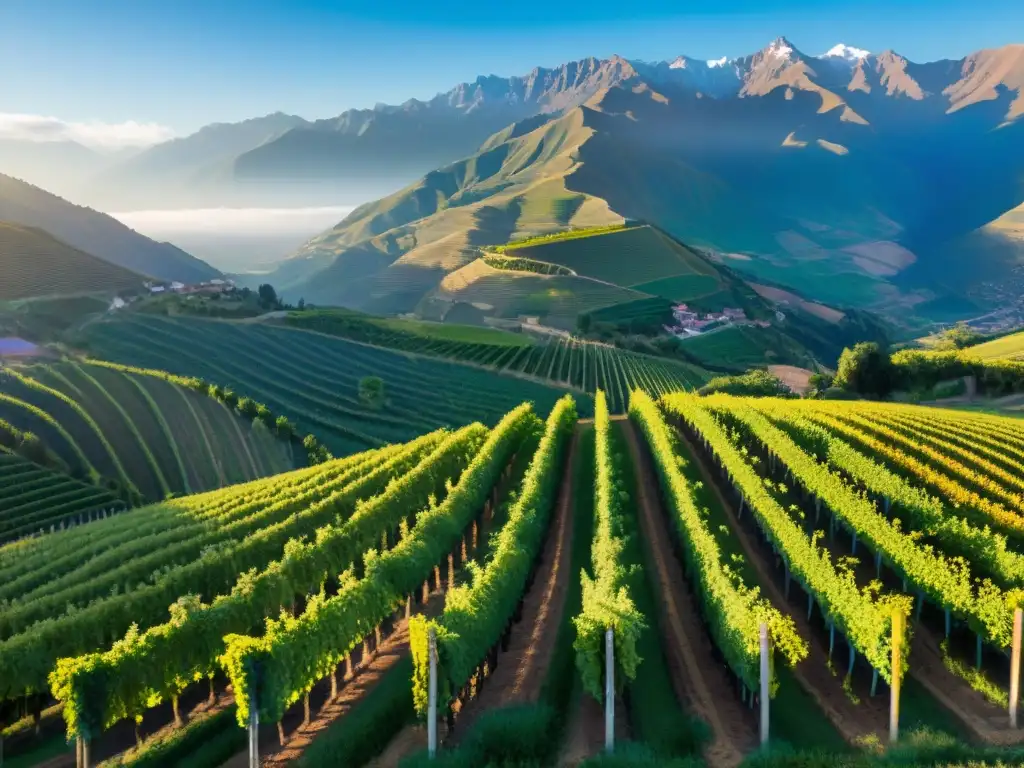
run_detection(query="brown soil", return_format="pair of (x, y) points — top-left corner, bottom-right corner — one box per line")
(561, 690), (629, 767)
(452, 431), (579, 734)
(675, 429), (889, 746)
(694, 423), (1024, 748)
(621, 420), (756, 768)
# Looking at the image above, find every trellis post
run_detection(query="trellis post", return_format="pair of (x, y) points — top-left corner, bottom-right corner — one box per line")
(890, 611), (903, 743)
(428, 627), (438, 758)
(1011, 608), (1022, 728)
(605, 627), (615, 753)
(760, 623), (770, 746)
(248, 705), (259, 768)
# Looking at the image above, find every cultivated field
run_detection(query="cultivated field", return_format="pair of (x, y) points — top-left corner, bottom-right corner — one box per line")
(81, 313), (585, 456)
(0, 451), (124, 545)
(285, 309), (710, 412)
(966, 330), (1024, 361)
(499, 224), (721, 299)
(6, 393), (1024, 768)
(0, 360), (294, 502)
(0, 222), (145, 301)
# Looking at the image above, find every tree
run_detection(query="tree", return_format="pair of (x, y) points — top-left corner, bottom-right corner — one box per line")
(833, 342), (894, 398)
(577, 313), (593, 334)
(257, 283), (278, 309)
(807, 372), (835, 398)
(935, 321), (984, 350)
(297, 298), (306, 311)
(358, 376), (386, 409)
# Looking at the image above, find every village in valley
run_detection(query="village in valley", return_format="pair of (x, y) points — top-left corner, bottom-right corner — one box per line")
(663, 302), (774, 338)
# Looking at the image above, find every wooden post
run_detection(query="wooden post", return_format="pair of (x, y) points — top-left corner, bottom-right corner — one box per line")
(248, 706), (259, 768)
(605, 628), (615, 753)
(890, 611), (903, 743)
(76, 736), (83, 768)
(1011, 608), (1022, 728)
(759, 623), (770, 746)
(82, 739), (90, 768)
(428, 627), (438, 758)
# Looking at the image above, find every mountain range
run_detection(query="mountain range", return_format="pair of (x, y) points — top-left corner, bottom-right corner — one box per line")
(3, 37), (1023, 319)
(253, 38), (1024, 322)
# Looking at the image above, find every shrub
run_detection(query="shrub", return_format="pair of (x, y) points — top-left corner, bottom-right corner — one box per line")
(699, 369), (791, 398)
(833, 342), (894, 397)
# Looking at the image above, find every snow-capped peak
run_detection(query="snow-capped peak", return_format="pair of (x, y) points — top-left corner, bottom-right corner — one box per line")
(707, 56), (728, 68)
(766, 37), (794, 60)
(668, 56), (688, 70)
(822, 43), (870, 62)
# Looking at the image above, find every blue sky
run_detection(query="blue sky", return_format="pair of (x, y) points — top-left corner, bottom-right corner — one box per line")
(2, 0), (1021, 141)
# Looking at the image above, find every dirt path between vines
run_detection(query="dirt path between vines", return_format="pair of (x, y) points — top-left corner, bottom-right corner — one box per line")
(622, 419), (755, 768)
(453, 431), (579, 730)
(674, 429), (889, 747)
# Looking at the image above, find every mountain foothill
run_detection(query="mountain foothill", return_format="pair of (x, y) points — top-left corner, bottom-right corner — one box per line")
(1, 37), (1022, 324)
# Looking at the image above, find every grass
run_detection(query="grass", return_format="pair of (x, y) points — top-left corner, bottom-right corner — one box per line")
(666, 431), (847, 752)
(613, 422), (710, 758)
(497, 226), (720, 293)
(964, 330), (1024, 361)
(494, 224), (633, 252)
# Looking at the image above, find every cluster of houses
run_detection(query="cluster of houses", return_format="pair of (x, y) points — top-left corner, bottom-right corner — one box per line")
(664, 304), (748, 337)
(109, 279), (237, 312)
(147, 278), (232, 296)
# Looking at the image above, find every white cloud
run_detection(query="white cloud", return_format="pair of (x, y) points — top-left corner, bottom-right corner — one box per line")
(109, 207), (355, 237)
(0, 113), (175, 149)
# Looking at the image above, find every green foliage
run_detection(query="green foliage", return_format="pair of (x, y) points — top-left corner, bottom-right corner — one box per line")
(933, 322), (985, 351)
(699, 369), (792, 398)
(493, 224), (631, 252)
(45, 431), (454, 738)
(630, 391), (805, 695)
(222, 408), (535, 726)
(663, 393), (911, 684)
(580, 743), (703, 767)
(890, 348), (1024, 396)
(299, 655), (415, 767)
(483, 254), (575, 276)
(358, 375), (386, 410)
(101, 703), (242, 767)
(833, 342), (895, 397)
(573, 391), (644, 700)
(410, 396), (577, 717)
(715, 399), (1021, 650)
(257, 283), (279, 309)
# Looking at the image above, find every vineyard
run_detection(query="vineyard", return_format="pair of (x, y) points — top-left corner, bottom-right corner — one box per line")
(5, 393), (1024, 768)
(0, 451), (123, 545)
(0, 222), (145, 302)
(285, 310), (710, 412)
(79, 313), (583, 457)
(0, 360), (294, 502)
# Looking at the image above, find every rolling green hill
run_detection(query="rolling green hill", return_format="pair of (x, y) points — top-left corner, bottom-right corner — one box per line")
(0, 222), (147, 301)
(79, 313), (589, 456)
(0, 360), (295, 503)
(963, 330), (1024, 361)
(0, 450), (124, 545)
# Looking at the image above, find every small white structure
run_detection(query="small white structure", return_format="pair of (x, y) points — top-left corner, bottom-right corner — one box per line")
(170, 281), (186, 292)
(150, 285), (166, 294)
(209, 278), (227, 286)
(109, 297), (126, 310)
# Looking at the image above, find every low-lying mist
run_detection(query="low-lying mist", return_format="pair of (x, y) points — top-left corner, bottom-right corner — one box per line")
(110, 206), (354, 274)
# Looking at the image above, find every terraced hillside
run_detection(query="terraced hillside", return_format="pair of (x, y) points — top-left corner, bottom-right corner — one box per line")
(7, 395), (1024, 768)
(0, 360), (294, 502)
(0, 221), (147, 301)
(0, 451), (124, 545)
(80, 313), (588, 456)
(495, 224), (733, 304)
(285, 308), (711, 411)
